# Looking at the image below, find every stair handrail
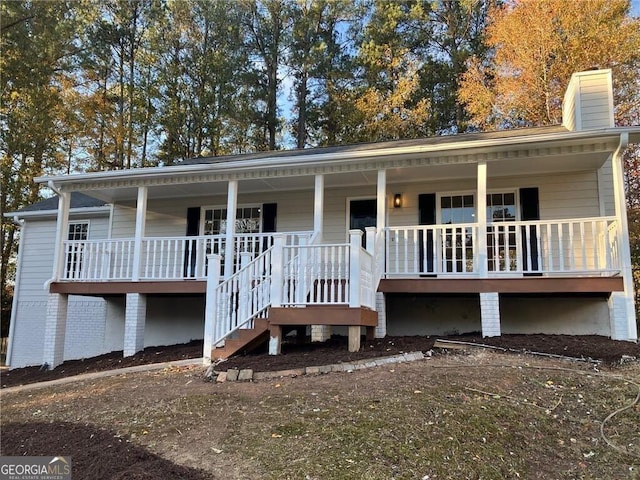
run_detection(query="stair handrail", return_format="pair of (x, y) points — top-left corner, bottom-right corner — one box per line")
(208, 246), (274, 350)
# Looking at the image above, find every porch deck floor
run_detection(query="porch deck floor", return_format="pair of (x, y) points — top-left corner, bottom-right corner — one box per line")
(50, 275), (624, 298)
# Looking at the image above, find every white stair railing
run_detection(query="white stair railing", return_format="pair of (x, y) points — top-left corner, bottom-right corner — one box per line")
(208, 247), (273, 348)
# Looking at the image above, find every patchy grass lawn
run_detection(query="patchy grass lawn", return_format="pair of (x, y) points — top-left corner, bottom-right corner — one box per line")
(1, 352), (639, 480)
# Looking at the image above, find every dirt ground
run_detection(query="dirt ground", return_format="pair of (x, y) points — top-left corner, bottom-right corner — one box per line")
(1, 352), (639, 480)
(2, 333), (639, 389)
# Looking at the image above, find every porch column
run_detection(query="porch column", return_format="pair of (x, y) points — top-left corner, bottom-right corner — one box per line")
(51, 190), (70, 282)
(43, 293), (68, 368)
(203, 254), (221, 365)
(124, 293), (146, 356)
(610, 133), (637, 340)
(311, 325), (331, 342)
(480, 292), (501, 337)
(132, 186), (148, 281)
(377, 170), (387, 230)
(374, 171), (387, 339)
(224, 180), (238, 279)
(314, 174), (324, 240)
(349, 229), (363, 308)
(477, 162), (488, 277)
(375, 292), (387, 338)
(310, 175), (327, 340)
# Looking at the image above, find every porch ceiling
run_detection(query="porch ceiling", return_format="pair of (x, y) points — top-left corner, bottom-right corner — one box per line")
(83, 148), (611, 202)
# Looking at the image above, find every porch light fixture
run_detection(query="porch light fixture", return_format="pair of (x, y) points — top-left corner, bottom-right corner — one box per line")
(393, 193), (402, 208)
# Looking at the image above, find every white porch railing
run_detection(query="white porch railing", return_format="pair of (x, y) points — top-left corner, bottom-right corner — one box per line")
(281, 243), (350, 305)
(356, 245), (376, 309)
(384, 217), (619, 277)
(487, 217), (619, 275)
(61, 218), (619, 283)
(63, 239), (135, 280)
(61, 231), (312, 281)
(386, 223), (477, 276)
(278, 230), (377, 308)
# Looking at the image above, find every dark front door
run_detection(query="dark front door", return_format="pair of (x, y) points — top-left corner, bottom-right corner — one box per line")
(418, 193), (436, 275)
(349, 199), (376, 248)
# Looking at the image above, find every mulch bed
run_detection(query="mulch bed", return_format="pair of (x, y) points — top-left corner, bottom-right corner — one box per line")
(2, 334), (639, 389)
(219, 333), (640, 372)
(1, 422), (212, 480)
(0, 340), (203, 389)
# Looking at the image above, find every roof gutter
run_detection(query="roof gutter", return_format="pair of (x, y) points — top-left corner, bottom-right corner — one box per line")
(48, 179), (62, 195)
(43, 180), (64, 291)
(3, 206), (111, 220)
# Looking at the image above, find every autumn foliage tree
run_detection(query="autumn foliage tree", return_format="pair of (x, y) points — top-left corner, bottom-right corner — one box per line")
(459, 0), (640, 129)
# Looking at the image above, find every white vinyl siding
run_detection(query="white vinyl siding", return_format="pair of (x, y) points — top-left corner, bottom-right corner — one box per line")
(17, 220), (57, 298)
(108, 169), (602, 244)
(578, 75), (614, 129)
(597, 157), (615, 216)
(110, 190), (316, 239)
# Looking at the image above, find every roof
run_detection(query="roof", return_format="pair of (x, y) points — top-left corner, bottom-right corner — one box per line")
(180, 125), (570, 166)
(31, 123), (640, 203)
(10, 192), (106, 214)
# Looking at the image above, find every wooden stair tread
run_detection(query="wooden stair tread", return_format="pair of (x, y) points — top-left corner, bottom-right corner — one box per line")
(212, 320), (270, 360)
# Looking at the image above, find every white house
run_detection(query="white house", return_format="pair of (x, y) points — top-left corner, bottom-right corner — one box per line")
(4, 69), (639, 369)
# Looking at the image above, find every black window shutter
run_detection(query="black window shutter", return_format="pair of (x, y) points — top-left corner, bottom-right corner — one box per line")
(184, 207), (201, 277)
(520, 188), (539, 221)
(262, 203), (277, 232)
(418, 194), (436, 274)
(186, 207), (201, 236)
(519, 188), (539, 272)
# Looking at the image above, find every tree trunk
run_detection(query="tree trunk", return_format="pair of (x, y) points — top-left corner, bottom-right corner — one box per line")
(296, 69), (308, 149)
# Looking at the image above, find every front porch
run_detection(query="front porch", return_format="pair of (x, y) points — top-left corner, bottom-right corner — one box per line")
(37, 125), (638, 368)
(46, 214), (626, 365)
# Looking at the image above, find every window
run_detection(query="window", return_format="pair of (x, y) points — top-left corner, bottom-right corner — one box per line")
(66, 221), (89, 278)
(200, 206), (262, 274)
(435, 192), (519, 273)
(487, 193), (516, 222)
(440, 194), (475, 224)
(486, 192), (517, 271)
(68, 222), (89, 241)
(202, 207), (261, 235)
(439, 195), (475, 273)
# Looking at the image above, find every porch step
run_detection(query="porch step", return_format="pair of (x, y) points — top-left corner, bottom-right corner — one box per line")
(268, 305), (378, 353)
(211, 318), (270, 360)
(269, 305), (377, 327)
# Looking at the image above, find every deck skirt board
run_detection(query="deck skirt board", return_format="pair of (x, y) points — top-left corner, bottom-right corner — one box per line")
(378, 277), (623, 294)
(269, 306), (378, 327)
(50, 280), (207, 295)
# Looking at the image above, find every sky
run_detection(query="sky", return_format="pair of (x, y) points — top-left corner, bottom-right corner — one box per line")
(633, 0), (640, 16)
